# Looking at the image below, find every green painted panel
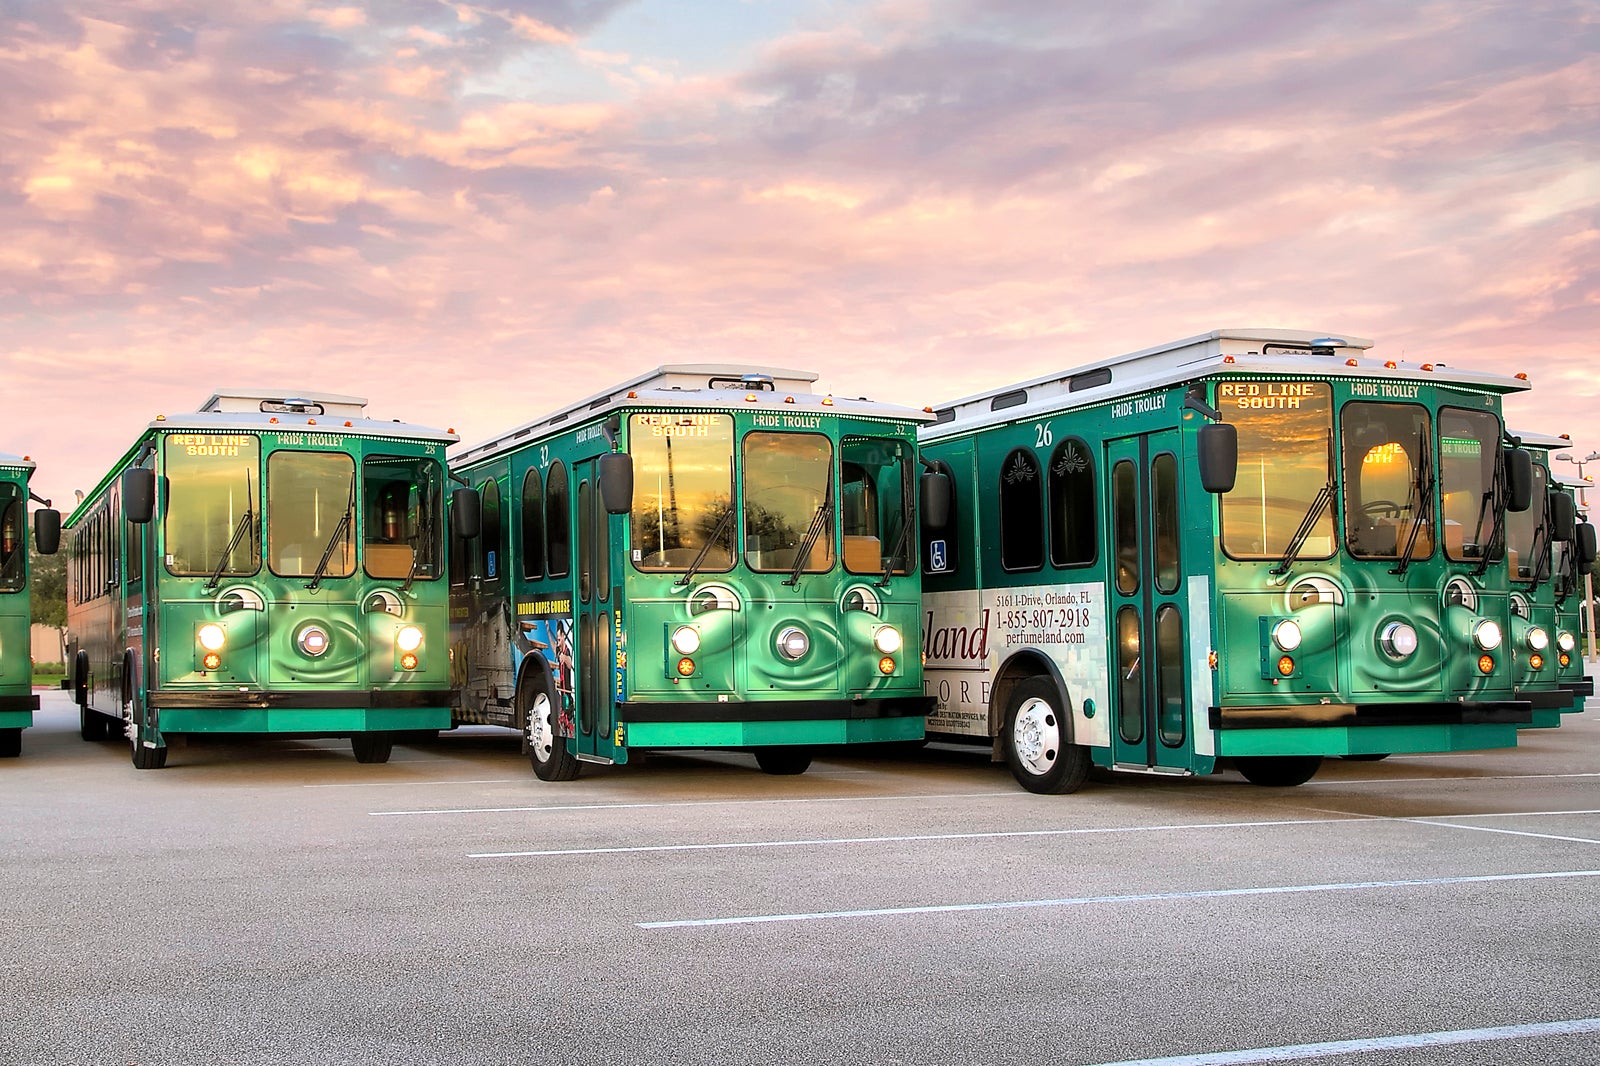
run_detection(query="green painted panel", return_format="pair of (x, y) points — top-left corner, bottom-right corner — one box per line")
(158, 706), (449, 733)
(1217, 722), (1521, 757)
(625, 715), (920, 748)
(0, 710), (32, 729)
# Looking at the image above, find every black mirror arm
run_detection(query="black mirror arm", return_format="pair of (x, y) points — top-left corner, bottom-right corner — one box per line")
(1183, 383), (1222, 422)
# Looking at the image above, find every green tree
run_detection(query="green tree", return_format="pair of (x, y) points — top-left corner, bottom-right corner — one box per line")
(29, 541), (65, 628)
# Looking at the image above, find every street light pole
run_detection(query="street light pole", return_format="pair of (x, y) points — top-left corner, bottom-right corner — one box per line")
(1554, 450), (1600, 663)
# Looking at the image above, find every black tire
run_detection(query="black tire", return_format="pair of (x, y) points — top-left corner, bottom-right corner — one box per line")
(73, 651), (89, 707)
(753, 747), (812, 775)
(0, 728), (20, 758)
(129, 699), (167, 769)
(351, 733), (394, 764)
(1002, 676), (1090, 794)
(523, 671), (579, 782)
(1235, 755), (1322, 787)
(1341, 753), (1390, 762)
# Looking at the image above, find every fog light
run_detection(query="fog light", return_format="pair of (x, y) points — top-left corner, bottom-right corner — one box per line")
(1474, 620), (1502, 651)
(396, 625), (423, 652)
(202, 652), (221, 670)
(400, 653), (419, 671)
(297, 625), (331, 657)
(671, 626), (700, 654)
(878, 656), (896, 675)
(1277, 655), (1295, 676)
(198, 623), (227, 651)
(1529, 653), (1544, 670)
(1478, 654), (1495, 674)
(1272, 619), (1302, 651)
(776, 626), (810, 661)
(873, 626), (902, 654)
(1379, 621), (1419, 660)
(677, 657), (695, 677)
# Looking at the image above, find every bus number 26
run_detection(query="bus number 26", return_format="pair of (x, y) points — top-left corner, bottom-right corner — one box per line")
(1035, 423), (1053, 448)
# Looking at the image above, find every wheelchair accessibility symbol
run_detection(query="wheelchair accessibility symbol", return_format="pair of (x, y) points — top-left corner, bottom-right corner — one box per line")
(929, 539), (949, 573)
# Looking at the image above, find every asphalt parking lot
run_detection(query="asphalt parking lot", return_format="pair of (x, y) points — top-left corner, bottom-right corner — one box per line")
(3, 688), (1598, 1066)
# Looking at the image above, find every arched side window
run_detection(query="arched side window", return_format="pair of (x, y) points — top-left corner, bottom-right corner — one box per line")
(521, 467), (544, 580)
(1047, 438), (1096, 568)
(547, 461), (571, 579)
(998, 448), (1043, 572)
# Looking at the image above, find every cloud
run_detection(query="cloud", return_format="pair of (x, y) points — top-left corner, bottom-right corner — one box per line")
(1, 0), (1595, 505)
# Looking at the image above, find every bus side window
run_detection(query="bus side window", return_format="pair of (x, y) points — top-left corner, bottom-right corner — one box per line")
(521, 467), (545, 580)
(547, 461), (571, 579)
(920, 458), (959, 576)
(479, 478), (503, 584)
(999, 448), (1044, 572)
(1048, 437), (1096, 568)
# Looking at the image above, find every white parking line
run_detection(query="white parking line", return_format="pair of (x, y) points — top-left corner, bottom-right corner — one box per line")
(372, 790), (1017, 816)
(469, 816), (1349, 857)
(637, 869), (1600, 929)
(1406, 820), (1600, 845)
(1080, 1016), (1600, 1065)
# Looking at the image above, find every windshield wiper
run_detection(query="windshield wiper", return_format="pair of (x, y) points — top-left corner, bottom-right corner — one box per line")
(1471, 435), (1511, 578)
(402, 483), (432, 593)
(784, 482), (835, 587)
(307, 482), (356, 590)
(876, 519), (913, 587)
(674, 506), (736, 588)
(1271, 483), (1333, 576)
(204, 471), (254, 592)
(1391, 429), (1433, 577)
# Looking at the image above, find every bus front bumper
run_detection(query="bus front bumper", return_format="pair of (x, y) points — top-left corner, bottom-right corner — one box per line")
(145, 689), (451, 734)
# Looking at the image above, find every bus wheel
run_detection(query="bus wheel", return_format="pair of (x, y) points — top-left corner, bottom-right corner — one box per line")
(524, 674), (579, 782)
(351, 734), (394, 764)
(1003, 677), (1089, 795)
(754, 747), (812, 775)
(0, 728), (20, 758)
(130, 721), (167, 770)
(1235, 755), (1321, 787)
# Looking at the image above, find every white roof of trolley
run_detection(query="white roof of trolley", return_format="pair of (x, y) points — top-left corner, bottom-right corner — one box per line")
(201, 388), (369, 416)
(143, 389), (456, 443)
(454, 363), (933, 467)
(1511, 429), (1576, 452)
(923, 328), (1532, 442)
(0, 452), (36, 472)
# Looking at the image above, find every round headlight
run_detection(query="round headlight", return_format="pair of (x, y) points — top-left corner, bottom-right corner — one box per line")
(1474, 619), (1503, 651)
(297, 624), (331, 657)
(873, 626), (902, 654)
(1557, 631), (1576, 653)
(1272, 619), (1302, 652)
(1526, 627), (1549, 652)
(671, 626), (701, 655)
(776, 626), (810, 661)
(396, 625), (423, 652)
(198, 623), (227, 651)
(1380, 621), (1419, 660)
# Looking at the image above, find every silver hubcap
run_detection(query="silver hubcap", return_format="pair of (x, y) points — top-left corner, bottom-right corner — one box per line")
(1012, 697), (1060, 777)
(527, 692), (554, 760)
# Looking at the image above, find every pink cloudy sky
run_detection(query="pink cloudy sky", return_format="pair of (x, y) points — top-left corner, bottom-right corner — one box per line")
(4, 0), (1596, 505)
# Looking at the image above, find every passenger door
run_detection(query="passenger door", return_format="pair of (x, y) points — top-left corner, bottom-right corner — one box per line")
(574, 459), (617, 760)
(1107, 431), (1195, 773)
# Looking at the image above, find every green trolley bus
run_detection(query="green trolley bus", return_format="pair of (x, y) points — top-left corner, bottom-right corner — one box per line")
(64, 390), (464, 769)
(450, 364), (943, 779)
(1507, 431), (1596, 723)
(0, 453), (61, 758)
(919, 328), (1539, 793)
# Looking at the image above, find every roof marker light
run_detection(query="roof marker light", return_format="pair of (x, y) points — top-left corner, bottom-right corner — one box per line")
(1346, 359), (1359, 366)
(822, 396), (834, 406)
(784, 396), (796, 404)
(1384, 361), (1398, 369)
(307, 418), (317, 425)
(1516, 373), (1529, 380)
(1222, 355), (1235, 363)
(745, 393), (758, 403)
(1421, 364), (1434, 371)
